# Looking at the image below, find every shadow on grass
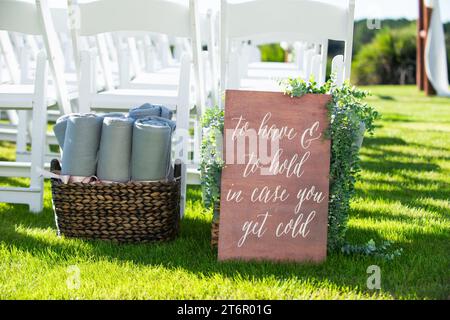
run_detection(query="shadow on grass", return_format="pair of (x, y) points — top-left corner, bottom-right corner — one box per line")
(360, 136), (448, 174)
(361, 159), (440, 174)
(355, 183), (449, 219)
(0, 193), (448, 299)
(363, 136), (450, 154)
(376, 95), (396, 101)
(363, 136), (407, 147)
(357, 136), (450, 217)
(0, 133), (448, 298)
(0, 177), (30, 188)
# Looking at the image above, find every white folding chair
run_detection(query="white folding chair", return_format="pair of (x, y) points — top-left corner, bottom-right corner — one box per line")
(69, 0), (206, 217)
(202, 9), (219, 106)
(220, 0), (355, 100)
(112, 32), (182, 91)
(239, 39), (328, 85)
(0, 0), (76, 160)
(0, 0), (71, 212)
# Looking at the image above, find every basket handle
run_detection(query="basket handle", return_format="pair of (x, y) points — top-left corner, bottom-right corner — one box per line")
(174, 159), (182, 180)
(50, 159), (61, 173)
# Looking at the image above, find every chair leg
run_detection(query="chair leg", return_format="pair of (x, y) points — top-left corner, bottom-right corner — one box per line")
(16, 110), (28, 158)
(29, 52), (48, 213)
(193, 116), (201, 165)
(174, 111), (189, 218)
(78, 50), (95, 113)
(175, 53), (194, 218)
(28, 192), (44, 213)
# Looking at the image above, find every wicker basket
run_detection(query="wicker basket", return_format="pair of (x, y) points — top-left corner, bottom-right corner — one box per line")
(50, 159), (180, 243)
(211, 202), (220, 249)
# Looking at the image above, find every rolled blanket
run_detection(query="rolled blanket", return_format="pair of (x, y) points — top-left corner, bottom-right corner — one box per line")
(97, 116), (133, 182)
(53, 114), (72, 149)
(129, 103), (173, 120)
(98, 112), (128, 119)
(131, 117), (176, 181)
(158, 104), (173, 120)
(53, 112), (98, 149)
(143, 116), (176, 179)
(142, 116), (176, 133)
(61, 114), (103, 176)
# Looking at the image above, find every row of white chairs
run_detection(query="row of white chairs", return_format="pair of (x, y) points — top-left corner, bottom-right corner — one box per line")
(0, 0), (355, 214)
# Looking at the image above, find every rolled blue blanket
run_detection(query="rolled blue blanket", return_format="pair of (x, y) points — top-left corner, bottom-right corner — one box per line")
(129, 103), (173, 120)
(159, 105), (173, 120)
(53, 113), (99, 149)
(53, 114), (72, 149)
(97, 116), (133, 182)
(61, 114), (103, 176)
(98, 112), (128, 119)
(131, 117), (176, 181)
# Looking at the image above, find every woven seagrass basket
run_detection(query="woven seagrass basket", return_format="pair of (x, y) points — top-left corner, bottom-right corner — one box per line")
(211, 202), (220, 249)
(50, 159), (180, 243)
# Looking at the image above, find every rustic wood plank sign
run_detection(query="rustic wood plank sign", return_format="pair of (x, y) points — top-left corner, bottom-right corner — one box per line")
(218, 90), (332, 263)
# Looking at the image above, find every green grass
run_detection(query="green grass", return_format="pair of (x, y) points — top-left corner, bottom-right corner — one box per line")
(0, 85), (449, 299)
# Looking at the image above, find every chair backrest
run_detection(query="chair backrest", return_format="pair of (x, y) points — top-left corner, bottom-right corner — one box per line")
(0, 0), (71, 114)
(220, 0), (355, 97)
(74, 0), (192, 38)
(0, 0), (43, 36)
(69, 0), (193, 68)
(69, 0), (205, 113)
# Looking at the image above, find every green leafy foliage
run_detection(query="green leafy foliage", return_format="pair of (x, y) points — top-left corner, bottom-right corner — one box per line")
(259, 43), (285, 62)
(342, 239), (403, 261)
(280, 77), (380, 252)
(199, 106), (224, 214)
(352, 25), (417, 85)
(200, 78), (402, 259)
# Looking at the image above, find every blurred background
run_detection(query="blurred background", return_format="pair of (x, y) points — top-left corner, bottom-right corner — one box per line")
(196, 0), (450, 86)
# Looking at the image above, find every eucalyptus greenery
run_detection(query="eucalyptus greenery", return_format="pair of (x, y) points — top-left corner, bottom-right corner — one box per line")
(281, 77), (380, 251)
(200, 77), (401, 259)
(199, 106), (224, 217)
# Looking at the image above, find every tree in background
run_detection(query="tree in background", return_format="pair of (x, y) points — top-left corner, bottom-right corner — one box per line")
(258, 43), (285, 62)
(352, 25), (417, 85)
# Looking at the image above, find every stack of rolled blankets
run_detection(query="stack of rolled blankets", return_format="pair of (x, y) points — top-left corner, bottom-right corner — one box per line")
(53, 103), (176, 183)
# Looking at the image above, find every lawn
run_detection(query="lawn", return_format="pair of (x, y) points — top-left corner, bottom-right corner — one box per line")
(0, 85), (449, 299)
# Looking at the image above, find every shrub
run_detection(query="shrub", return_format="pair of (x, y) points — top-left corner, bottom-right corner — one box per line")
(352, 25), (416, 85)
(259, 43), (285, 62)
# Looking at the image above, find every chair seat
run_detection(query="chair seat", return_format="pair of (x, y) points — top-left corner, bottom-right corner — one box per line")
(239, 78), (283, 92)
(90, 88), (179, 110)
(186, 163), (200, 185)
(64, 72), (105, 92)
(0, 186), (41, 192)
(0, 160), (50, 178)
(0, 83), (78, 108)
(248, 62), (300, 71)
(130, 71), (179, 90)
(151, 66), (180, 75)
(246, 65), (303, 80)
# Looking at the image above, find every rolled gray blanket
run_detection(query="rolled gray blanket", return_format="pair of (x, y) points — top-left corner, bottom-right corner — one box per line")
(97, 116), (133, 182)
(129, 103), (173, 120)
(53, 112), (99, 148)
(143, 116), (176, 133)
(61, 114), (103, 176)
(98, 112), (128, 119)
(53, 114), (72, 149)
(131, 117), (176, 181)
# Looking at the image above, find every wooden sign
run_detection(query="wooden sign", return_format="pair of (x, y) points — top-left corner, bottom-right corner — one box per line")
(218, 90), (331, 263)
